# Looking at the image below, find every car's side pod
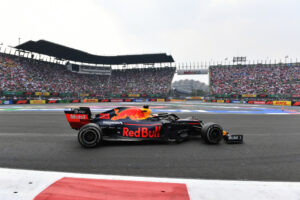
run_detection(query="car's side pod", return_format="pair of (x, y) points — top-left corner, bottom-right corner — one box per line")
(64, 107), (91, 130)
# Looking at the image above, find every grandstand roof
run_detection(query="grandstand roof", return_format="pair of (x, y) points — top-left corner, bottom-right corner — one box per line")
(15, 40), (174, 65)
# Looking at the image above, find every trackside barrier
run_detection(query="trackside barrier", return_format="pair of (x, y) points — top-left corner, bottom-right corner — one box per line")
(231, 100), (241, 104)
(3, 100), (13, 105)
(292, 101), (300, 106)
(217, 100), (224, 103)
(266, 101), (273, 105)
(273, 101), (291, 106)
(133, 99), (144, 102)
(248, 101), (266, 105)
(225, 100), (230, 103)
(100, 99), (110, 102)
(124, 99), (132, 102)
(171, 99), (186, 102)
(30, 100), (46, 104)
(72, 100), (80, 103)
(157, 99), (165, 102)
(15, 100), (28, 104)
(59, 100), (71, 104)
(83, 99), (98, 103)
(0, 100), (2, 104)
(47, 100), (58, 104)
(110, 99), (123, 102)
(150, 99), (156, 102)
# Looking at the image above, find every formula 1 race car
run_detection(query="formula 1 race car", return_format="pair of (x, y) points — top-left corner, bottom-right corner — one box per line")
(64, 106), (243, 148)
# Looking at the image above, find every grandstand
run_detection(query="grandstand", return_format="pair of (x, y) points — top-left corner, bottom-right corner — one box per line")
(210, 63), (300, 99)
(0, 40), (175, 100)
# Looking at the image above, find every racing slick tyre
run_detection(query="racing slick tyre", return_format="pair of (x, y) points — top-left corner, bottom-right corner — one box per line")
(201, 122), (223, 144)
(78, 123), (102, 148)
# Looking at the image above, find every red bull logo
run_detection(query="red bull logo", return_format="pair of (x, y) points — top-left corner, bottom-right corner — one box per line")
(123, 126), (161, 138)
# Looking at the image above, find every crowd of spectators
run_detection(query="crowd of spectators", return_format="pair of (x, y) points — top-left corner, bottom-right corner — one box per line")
(210, 64), (300, 96)
(0, 53), (175, 98)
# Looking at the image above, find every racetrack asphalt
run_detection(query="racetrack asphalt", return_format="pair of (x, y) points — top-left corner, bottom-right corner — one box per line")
(0, 102), (300, 181)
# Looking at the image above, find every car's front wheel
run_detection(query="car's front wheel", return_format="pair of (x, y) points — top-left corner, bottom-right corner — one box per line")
(78, 123), (102, 148)
(201, 122), (223, 144)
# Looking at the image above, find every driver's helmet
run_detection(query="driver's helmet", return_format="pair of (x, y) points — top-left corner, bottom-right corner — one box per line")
(141, 107), (151, 118)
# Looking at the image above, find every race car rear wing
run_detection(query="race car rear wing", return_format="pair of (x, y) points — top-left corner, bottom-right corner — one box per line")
(64, 107), (91, 130)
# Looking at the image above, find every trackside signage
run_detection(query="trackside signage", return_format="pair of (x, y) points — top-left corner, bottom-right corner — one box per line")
(273, 101), (291, 106)
(123, 126), (161, 138)
(30, 100), (46, 104)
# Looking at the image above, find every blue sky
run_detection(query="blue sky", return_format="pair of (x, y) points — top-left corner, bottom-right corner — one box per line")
(1, 0), (300, 84)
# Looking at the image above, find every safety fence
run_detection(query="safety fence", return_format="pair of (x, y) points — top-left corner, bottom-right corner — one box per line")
(204, 99), (300, 106)
(0, 98), (174, 105)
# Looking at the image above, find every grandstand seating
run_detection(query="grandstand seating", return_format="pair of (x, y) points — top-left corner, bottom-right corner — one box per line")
(0, 53), (175, 99)
(210, 64), (300, 97)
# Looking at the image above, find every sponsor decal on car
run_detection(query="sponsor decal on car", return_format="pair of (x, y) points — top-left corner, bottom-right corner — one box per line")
(102, 121), (123, 125)
(123, 126), (161, 138)
(99, 113), (110, 119)
(69, 114), (87, 120)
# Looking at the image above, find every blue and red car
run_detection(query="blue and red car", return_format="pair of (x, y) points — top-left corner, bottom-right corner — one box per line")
(65, 106), (243, 148)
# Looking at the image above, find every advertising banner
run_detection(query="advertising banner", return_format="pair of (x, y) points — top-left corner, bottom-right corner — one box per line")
(292, 94), (300, 98)
(212, 100), (217, 102)
(128, 94), (140, 97)
(0, 100), (2, 104)
(43, 92), (50, 96)
(254, 101), (266, 105)
(189, 97), (203, 100)
(225, 100), (230, 103)
(110, 99), (123, 102)
(266, 101), (273, 105)
(3, 91), (16, 96)
(124, 99), (132, 102)
(80, 93), (89, 97)
(16, 100), (28, 104)
(273, 101), (291, 106)
(150, 99), (156, 102)
(35, 92), (42, 96)
(258, 94), (268, 98)
(217, 100), (224, 103)
(170, 99), (186, 102)
(157, 99), (165, 102)
(101, 99), (110, 102)
(133, 99), (144, 102)
(59, 100), (71, 103)
(47, 100), (58, 104)
(72, 100), (80, 103)
(30, 100), (46, 104)
(292, 102), (300, 106)
(231, 100), (241, 104)
(242, 94), (257, 98)
(25, 92), (33, 95)
(83, 99), (98, 103)
(4, 100), (13, 105)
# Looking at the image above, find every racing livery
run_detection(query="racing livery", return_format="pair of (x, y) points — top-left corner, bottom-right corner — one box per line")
(64, 106), (243, 148)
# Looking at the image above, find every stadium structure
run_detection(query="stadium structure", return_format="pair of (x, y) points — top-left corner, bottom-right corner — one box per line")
(1, 40), (300, 106)
(0, 40), (175, 101)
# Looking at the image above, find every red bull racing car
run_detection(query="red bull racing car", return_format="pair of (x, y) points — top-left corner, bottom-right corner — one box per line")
(64, 106), (243, 148)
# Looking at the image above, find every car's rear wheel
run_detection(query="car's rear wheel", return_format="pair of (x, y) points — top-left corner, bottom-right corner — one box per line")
(78, 123), (102, 148)
(201, 122), (223, 144)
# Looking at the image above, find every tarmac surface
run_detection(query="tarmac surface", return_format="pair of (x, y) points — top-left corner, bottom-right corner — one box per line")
(0, 102), (300, 181)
